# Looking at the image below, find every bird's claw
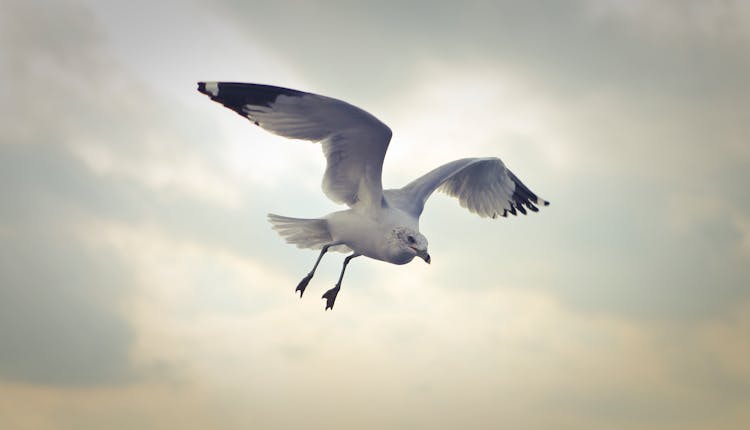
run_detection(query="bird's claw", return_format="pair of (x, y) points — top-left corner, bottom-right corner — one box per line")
(295, 273), (313, 297)
(322, 285), (341, 310)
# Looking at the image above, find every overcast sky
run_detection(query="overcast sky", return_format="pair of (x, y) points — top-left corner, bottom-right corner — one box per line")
(2, 0), (750, 429)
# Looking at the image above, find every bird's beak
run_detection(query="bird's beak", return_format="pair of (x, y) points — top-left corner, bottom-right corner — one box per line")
(418, 250), (431, 264)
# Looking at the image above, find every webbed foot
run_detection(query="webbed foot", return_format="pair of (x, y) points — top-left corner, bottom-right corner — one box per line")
(295, 273), (313, 297)
(322, 285), (341, 310)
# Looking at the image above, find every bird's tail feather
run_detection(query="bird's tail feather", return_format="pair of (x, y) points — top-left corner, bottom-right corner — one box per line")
(267, 214), (348, 252)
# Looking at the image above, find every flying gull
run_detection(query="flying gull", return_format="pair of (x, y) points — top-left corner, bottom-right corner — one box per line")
(197, 82), (549, 310)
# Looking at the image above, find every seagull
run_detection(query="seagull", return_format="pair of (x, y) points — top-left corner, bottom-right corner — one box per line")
(197, 82), (549, 310)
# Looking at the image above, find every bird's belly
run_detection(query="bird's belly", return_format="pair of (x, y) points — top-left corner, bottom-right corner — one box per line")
(326, 209), (414, 265)
(344, 236), (416, 265)
(388, 253), (416, 265)
(327, 211), (382, 251)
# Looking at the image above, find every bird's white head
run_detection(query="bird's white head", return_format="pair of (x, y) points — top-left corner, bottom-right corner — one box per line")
(388, 227), (430, 265)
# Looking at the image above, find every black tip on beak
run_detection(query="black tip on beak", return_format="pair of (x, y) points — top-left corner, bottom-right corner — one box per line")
(422, 253), (431, 264)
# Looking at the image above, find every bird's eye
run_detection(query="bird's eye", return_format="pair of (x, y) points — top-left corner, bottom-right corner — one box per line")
(407, 235), (416, 244)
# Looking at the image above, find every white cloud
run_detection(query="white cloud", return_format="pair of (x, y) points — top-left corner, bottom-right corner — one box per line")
(381, 61), (569, 190)
(586, 0), (750, 43)
(5, 273), (750, 429)
(69, 136), (245, 208)
(3, 0), (750, 428)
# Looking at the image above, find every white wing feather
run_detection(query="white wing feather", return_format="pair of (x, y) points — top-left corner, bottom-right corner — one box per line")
(385, 157), (549, 219)
(199, 82), (392, 213)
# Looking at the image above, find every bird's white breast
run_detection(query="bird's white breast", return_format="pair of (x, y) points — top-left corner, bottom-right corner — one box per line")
(326, 208), (419, 263)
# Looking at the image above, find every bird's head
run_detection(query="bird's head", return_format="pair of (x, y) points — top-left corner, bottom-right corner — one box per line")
(389, 227), (430, 264)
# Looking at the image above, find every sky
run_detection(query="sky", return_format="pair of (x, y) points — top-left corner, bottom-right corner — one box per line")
(1, 0), (749, 428)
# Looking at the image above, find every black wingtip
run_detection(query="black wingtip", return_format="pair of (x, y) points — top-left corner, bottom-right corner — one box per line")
(195, 82), (308, 119)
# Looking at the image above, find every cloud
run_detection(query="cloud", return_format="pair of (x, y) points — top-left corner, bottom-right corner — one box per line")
(212, 0), (750, 96)
(2, 0), (750, 428)
(586, 0), (750, 43)
(0, 1), (139, 386)
(3, 283), (749, 429)
(0, 144), (137, 385)
(363, 58), (750, 319)
(0, 0), (293, 386)
(211, 0), (750, 190)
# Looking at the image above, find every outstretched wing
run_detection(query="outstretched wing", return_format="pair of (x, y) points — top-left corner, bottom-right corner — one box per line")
(198, 82), (392, 213)
(385, 157), (549, 219)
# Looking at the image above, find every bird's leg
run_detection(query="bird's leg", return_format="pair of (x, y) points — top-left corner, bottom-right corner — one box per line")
(296, 245), (331, 297)
(322, 253), (360, 311)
